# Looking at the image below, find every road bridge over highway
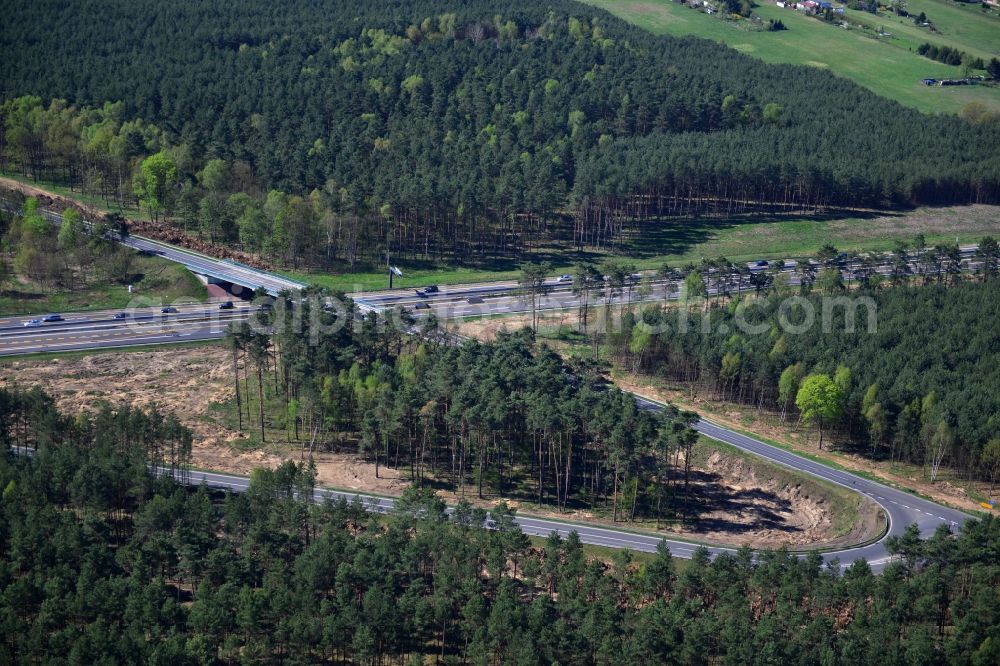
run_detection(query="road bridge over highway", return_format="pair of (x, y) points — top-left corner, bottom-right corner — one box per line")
(0, 198), (306, 296)
(0, 196), (980, 569)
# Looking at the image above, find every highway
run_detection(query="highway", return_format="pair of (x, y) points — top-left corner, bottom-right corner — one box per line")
(0, 197), (980, 566)
(350, 245), (983, 320)
(0, 303), (256, 356)
(691, 413), (969, 568)
(1, 292), (976, 569)
(185, 468), (715, 559)
(0, 198), (306, 296)
(187, 409), (972, 572)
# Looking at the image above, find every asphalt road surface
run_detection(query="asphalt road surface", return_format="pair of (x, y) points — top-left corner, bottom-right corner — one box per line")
(0, 199), (979, 566)
(350, 245), (981, 320)
(3, 294), (976, 568)
(0, 303), (256, 356)
(185, 468), (716, 560)
(117, 235), (306, 296)
(187, 415), (972, 573)
(0, 198), (305, 296)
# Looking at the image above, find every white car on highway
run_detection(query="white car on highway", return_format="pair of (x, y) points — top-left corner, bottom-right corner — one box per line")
(23, 319), (42, 327)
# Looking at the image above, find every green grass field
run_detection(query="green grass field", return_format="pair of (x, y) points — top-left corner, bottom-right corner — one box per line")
(844, 0), (999, 63)
(584, 0), (1000, 114)
(901, 0), (1000, 60)
(0, 252), (207, 316)
(291, 204), (1000, 291)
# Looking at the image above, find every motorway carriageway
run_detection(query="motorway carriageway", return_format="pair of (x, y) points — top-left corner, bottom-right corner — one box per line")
(186, 468), (713, 561)
(183, 392), (973, 573)
(0, 216), (979, 565)
(0, 303), (255, 356)
(0, 294), (976, 568)
(188, 418), (971, 573)
(350, 246), (982, 319)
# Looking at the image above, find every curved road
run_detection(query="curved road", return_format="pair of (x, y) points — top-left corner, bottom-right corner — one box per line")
(0, 198), (978, 567)
(0, 302), (977, 571)
(185, 396), (973, 573)
(187, 400), (973, 573)
(692, 415), (970, 569)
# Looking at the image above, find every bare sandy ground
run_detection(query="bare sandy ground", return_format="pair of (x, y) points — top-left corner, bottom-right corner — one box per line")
(0, 346), (881, 548)
(686, 449), (879, 550)
(458, 307), (987, 516)
(613, 374), (986, 514)
(0, 348), (406, 495)
(455, 309), (574, 341)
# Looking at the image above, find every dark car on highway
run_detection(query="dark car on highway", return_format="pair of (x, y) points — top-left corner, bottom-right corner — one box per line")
(161, 306), (178, 314)
(423, 285), (439, 293)
(218, 301), (234, 309)
(42, 314), (64, 322)
(112, 312), (128, 319)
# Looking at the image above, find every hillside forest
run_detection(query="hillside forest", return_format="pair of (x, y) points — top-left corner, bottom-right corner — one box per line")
(2, 0), (1000, 271)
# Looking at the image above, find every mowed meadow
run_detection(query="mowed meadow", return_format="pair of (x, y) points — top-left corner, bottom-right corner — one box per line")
(585, 0), (1000, 114)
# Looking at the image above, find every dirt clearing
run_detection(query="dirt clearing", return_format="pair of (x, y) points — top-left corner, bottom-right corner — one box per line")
(0, 347), (414, 496)
(0, 346), (880, 549)
(613, 373), (986, 514)
(683, 443), (881, 549)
